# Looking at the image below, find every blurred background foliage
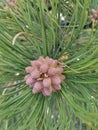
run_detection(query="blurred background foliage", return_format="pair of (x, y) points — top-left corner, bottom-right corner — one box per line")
(0, 0), (98, 130)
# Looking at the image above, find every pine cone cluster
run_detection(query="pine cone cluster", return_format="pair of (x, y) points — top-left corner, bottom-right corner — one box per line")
(24, 56), (65, 96)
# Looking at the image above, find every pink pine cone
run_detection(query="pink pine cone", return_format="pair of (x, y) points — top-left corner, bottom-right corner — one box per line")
(31, 60), (40, 69)
(7, 0), (15, 3)
(26, 77), (35, 86)
(52, 76), (61, 85)
(31, 70), (40, 79)
(33, 82), (43, 94)
(40, 64), (48, 73)
(91, 8), (98, 24)
(43, 78), (51, 87)
(42, 87), (52, 96)
(25, 66), (33, 73)
(48, 68), (56, 76)
(7, 0), (16, 6)
(24, 56), (65, 96)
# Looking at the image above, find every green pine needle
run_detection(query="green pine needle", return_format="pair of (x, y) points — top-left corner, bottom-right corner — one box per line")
(0, 0), (98, 130)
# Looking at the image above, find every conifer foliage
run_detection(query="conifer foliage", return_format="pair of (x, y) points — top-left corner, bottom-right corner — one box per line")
(0, 0), (98, 130)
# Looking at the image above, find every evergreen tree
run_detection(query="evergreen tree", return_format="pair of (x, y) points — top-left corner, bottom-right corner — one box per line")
(0, 0), (98, 130)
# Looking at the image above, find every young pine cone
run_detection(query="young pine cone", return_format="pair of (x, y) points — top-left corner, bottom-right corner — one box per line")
(24, 56), (65, 96)
(91, 8), (98, 25)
